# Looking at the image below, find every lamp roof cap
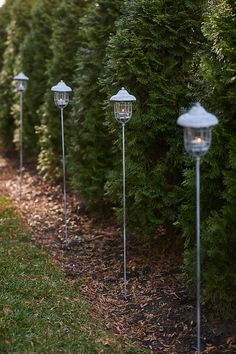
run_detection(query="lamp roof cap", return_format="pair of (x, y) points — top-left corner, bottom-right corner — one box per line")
(51, 80), (72, 92)
(14, 72), (29, 81)
(110, 87), (136, 102)
(177, 103), (218, 128)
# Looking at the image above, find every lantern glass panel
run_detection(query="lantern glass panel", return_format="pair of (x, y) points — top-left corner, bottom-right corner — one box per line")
(114, 101), (132, 123)
(54, 92), (69, 109)
(184, 127), (212, 157)
(16, 80), (27, 92)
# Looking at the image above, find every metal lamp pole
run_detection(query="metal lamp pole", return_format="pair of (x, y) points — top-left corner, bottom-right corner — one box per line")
(122, 121), (127, 296)
(13, 72), (29, 197)
(60, 107), (68, 240)
(110, 87), (136, 298)
(196, 155), (201, 353)
(177, 103), (218, 354)
(19, 91), (23, 195)
(51, 80), (72, 242)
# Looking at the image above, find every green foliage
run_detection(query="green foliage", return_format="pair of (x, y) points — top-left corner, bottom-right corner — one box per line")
(0, 2), (13, 150)
(180, 0), (236, 318)
(0, 0), (13, 72)
(67, 0), (124, 212)
(37, 0), (89, 179)
(12, 0), (61, 155)
(0, 0), (35, 150)
(102, 0), (204, 235)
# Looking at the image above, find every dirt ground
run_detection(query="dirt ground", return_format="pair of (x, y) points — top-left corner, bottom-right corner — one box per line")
(0, 154), (235, 354)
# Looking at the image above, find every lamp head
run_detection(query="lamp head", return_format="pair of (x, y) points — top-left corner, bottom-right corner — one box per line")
(110, 87), (136, 124)
(13, 72), (29, 92)
(177, 103), (219, 157)
(51, 80), (72, 109)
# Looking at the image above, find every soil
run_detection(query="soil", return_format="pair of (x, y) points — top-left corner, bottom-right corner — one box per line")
(0, 153), (235, 354)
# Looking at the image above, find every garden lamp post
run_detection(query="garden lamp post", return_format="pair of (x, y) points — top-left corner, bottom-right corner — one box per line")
(110, 87), (136, 298)
(51, 80), (72, 242)
(13, 72), (29, 197)
(177, 103), (218, 354)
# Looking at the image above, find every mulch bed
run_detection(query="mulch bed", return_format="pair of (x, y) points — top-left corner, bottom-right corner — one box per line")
(0, 154), (235, 354)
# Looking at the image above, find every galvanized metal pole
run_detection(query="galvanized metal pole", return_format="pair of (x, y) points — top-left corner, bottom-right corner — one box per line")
(60, 108), (68, 242)
(19, 92), (23, 197)
(196, 156), (201, 354)
(122, 122), (127, 299)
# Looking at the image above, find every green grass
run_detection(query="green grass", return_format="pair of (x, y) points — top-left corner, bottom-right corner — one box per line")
(0, 195), (140, 353)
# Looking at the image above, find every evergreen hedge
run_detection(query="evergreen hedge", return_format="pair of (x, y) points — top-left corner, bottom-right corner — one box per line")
(0, 0), (35, 151)
(15, 0), (61, 156)
(37, 0), (89, 179)
(102, 0), (204, 236)
(0, 0), (12, 72)
(67, 0), (124, 212)
(180, 0), (236, 318)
